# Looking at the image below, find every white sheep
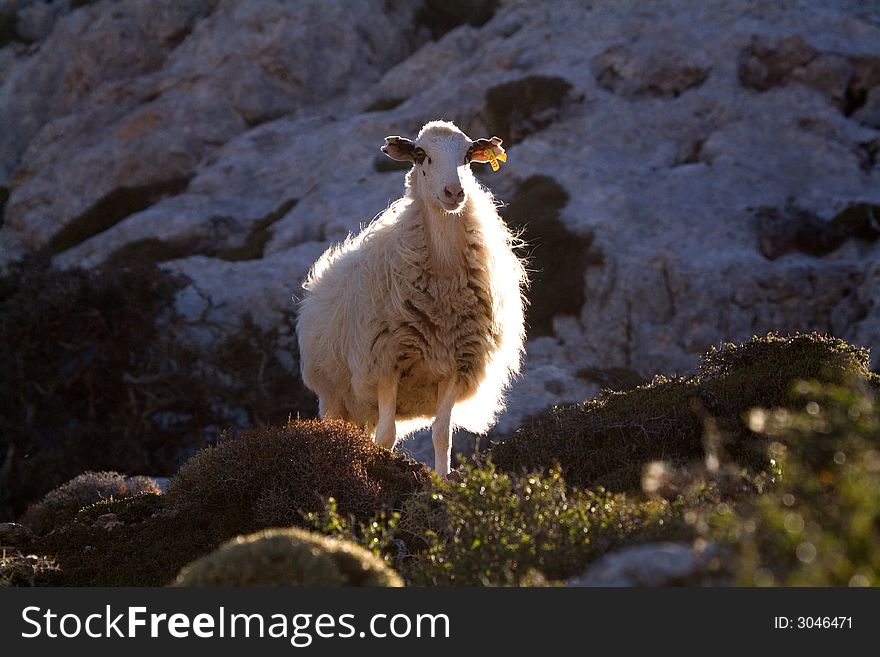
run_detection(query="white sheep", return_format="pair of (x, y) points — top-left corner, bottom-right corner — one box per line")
(296, 120), (527, 476)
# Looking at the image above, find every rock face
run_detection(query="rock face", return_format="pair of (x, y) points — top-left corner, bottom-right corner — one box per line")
(1, 0), (879, 462)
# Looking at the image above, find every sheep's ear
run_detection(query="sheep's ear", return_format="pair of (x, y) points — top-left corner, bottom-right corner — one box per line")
(468, 137), (506, 165)
(382, 136), (425, 164)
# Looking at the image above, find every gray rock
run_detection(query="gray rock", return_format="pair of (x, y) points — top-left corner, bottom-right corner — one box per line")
(1, 0), (879, 440)
(569, 542), (724, 587)
(162, 242), (326, 348)
(2, 0), (419, 256)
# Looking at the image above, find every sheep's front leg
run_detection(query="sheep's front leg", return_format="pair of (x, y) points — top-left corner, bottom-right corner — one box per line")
(432, 378), (458, 477)
(375, 374), (398, 450)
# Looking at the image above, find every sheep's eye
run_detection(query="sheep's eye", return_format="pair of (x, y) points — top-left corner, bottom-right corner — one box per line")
(426, 156), (431, 165)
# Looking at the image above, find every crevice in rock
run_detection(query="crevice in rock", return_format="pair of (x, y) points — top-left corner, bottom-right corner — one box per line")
(754, 201), (880, 260)
(0, 8), (18, 47)
(415, 0), (499, 40)
(738, 37), (880, 128)
(673, 138), (708, 166)
(855, 139), (878, 173)
(844, 55), (880, 117)
(213, 198), (297, 261)
(103, 238), (203, 269)
(164, 25), (193, 50)
(48, 177), (192, 255)
(364, 96), (405, 113)
(0, 186), (8, 229)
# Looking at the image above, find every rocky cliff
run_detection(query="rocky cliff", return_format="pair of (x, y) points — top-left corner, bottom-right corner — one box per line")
(1, 0), (878, 462)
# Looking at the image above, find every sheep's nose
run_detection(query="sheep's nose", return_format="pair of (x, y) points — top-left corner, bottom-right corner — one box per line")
(444, 185), (464, 201)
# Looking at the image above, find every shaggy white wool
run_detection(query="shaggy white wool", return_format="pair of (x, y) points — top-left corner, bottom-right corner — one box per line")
(297, 120), (527, 474)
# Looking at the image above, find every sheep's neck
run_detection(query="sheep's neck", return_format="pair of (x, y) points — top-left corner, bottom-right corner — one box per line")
(421, 204), (468, 276)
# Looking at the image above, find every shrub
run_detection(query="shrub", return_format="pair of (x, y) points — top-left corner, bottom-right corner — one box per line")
(0, 258), (197, 517)
(174, 527), (403, 587)
(0, 258), (316, 519)
(0, 551), (57, 587)
(708, 382), (880, 586)
(489, 333), (874, 491)
(23, 421), (426, 586)
(21, 471), (160, 536)
(31, 493), (230, 586)
(500, 175), (603, 336)
(311, 461), (699, 586)
(167, 419), (430, 532)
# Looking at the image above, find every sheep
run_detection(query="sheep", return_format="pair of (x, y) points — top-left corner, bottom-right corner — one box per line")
(296, 120), (527, 476)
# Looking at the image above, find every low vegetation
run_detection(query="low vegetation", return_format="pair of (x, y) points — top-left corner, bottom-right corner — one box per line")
(6, 332), (878, 586)
(707, 382), (880, 585)
(489, 333), (875, 490)
(174, 527), (403, 587)
(21, 471), (160, 536)
(0, 258), (316, 519)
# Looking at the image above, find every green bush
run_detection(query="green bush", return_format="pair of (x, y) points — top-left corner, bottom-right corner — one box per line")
(174, 527), (403, 587)
(21, 471), (160, 536)
(489, 333), (874, 491)
(310, 461), (699, 586)
(708, 382), (880, 586)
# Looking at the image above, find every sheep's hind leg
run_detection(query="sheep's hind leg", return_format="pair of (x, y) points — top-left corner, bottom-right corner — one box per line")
(319, 396), (345, 420)
(432, 378), (457, 477)
(375, 375), (398, 450)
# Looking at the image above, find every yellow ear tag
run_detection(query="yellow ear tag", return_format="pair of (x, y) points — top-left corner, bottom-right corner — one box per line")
(486, 148), (506, 172)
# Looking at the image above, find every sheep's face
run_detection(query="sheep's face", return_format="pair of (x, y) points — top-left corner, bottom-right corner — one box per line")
(382, 121), (505, 215)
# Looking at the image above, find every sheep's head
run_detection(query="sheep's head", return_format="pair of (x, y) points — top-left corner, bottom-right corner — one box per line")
(381, 120), (505, 215)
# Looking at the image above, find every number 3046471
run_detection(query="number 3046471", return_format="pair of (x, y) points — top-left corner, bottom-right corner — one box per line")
(775, 617), (852, 629)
